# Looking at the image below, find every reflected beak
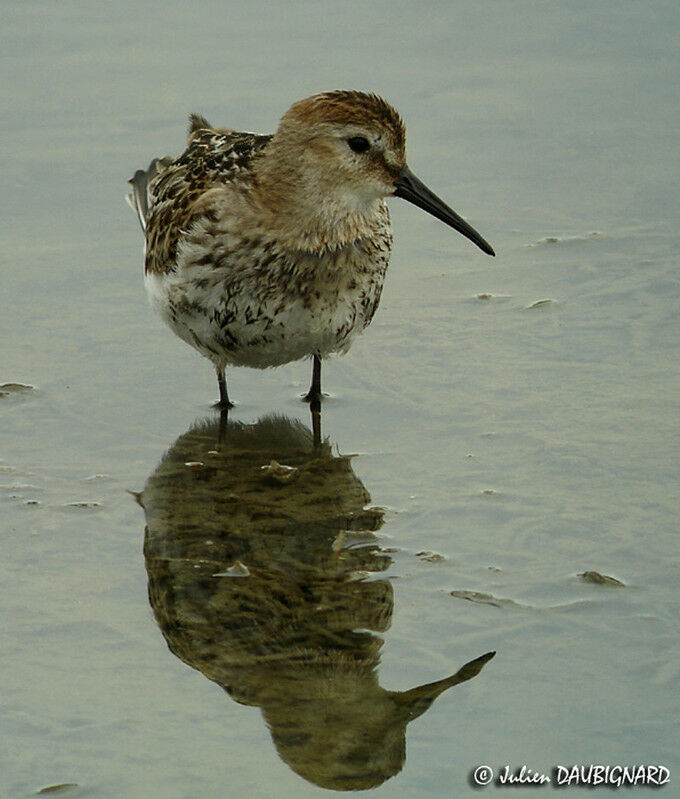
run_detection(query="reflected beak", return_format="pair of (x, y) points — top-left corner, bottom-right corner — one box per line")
(394, 165), (495, 256)
(391, 650), (496, 721)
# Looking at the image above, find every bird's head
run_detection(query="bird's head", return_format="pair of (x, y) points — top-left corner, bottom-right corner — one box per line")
(256, 90), (494, 255)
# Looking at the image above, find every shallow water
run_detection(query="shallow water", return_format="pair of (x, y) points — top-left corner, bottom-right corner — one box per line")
(2, 2), (679, 797)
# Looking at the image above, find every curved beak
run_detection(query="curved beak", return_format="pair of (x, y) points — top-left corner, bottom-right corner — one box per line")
(394, 165), (495, 256)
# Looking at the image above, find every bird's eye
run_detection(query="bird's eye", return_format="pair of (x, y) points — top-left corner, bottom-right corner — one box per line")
(347, 136), (370, 154)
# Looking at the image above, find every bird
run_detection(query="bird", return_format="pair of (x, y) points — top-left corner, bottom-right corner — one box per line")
(127, 90), (494, 409)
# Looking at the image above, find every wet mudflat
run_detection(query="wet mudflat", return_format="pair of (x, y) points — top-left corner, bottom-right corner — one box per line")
(2, 2), (679, 797)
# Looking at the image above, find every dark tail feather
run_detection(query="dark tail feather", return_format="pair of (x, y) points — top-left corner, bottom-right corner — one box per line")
(126, 158), (168, 232)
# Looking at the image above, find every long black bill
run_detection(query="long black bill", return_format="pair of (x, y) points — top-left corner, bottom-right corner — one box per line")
(394, 165), (495, 256)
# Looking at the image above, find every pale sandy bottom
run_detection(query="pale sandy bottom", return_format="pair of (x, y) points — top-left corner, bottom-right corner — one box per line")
(2, 2), (679, 797)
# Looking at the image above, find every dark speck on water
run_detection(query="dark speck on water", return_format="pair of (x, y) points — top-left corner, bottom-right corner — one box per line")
(36, 785), (80, 795)
(579, 571), (625, 588)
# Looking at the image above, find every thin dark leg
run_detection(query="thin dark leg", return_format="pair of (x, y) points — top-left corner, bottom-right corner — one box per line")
(310, 402), (322, 449)
(217, 407), (229, 445)
(214, 367), (234, 409)
(303, 354), (322, 406)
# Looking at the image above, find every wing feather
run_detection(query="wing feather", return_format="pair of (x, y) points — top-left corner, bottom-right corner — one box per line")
(127, 120), (272, 273)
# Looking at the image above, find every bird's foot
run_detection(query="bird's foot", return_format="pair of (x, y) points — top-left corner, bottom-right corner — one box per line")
(213, 398), (235, 410)
(301, 389), (324, 406)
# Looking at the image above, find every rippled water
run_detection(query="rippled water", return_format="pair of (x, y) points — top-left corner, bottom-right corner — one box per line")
(3, 2), (679, 797)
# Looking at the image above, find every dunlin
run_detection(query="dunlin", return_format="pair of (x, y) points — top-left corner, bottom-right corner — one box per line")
(128, 91), (494, 407)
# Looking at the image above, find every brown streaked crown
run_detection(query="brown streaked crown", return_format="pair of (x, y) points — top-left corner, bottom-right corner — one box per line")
(283, 90), (406, 159)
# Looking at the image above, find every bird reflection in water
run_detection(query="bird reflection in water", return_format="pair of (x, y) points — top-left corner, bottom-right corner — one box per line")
(140, 411), (494, 790)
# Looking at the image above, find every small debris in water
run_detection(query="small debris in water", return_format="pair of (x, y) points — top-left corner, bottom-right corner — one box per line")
(450, 590), (503, 608)
(36, 785), (79, 795)
(214, 561), (250, 578)
(450, 589), (525, 609)
(476, 292), (493, 300)
(184, 461), (204, 468)
(579, 570), (625, 587)
(527, 232), (600, 248)
(64, 501), (101, 509)
(260, 460), (299, 484)
(0, 382), (35, 398)
(525, 298), (556, 310)
(416, 551), (446, 563)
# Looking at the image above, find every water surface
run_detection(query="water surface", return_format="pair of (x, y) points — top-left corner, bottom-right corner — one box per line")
(2, 2), (679, 797)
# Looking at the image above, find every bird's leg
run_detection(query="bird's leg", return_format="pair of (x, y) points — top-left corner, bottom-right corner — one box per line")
(217, 407), (229, 446)
(310, 402), (322, 449)
(214, 367), (234, 409)
(303, 354), (323, 406)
